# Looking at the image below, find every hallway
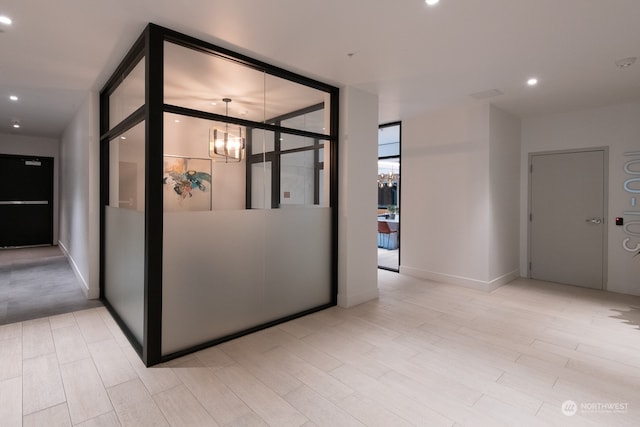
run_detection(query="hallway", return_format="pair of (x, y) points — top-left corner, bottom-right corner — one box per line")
(0, 246), (101, 324)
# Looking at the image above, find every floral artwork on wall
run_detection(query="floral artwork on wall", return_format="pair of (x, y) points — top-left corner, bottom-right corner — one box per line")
(163, 156), (212, 211)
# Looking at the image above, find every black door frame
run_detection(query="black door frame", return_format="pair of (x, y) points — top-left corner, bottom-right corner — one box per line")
(0, 153), (54, 248)
(377, 121), (401, 272)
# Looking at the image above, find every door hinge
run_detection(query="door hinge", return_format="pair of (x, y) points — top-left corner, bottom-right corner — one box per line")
(529, 213), (532, 221)
(530, 164), (533, 173)
(529, 262), (532, 271)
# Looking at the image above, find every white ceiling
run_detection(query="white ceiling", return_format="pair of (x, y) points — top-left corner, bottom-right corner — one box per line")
(1, 0), (639, 138)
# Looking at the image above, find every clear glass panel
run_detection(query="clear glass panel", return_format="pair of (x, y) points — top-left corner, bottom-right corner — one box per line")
(161, 208), (331, 355)
(109, 122), (145, 211)
(378, 124), (400, 158)
(105, 120), (146, 345)
(250, 128), (275, 155)
(280, 133), (324, 152)
(109, 58), (145, 129)
(377, 158), (400, 209)
(265, 74), (331, 135)
(164, 42), (266, 123)
(164, 41), (332, 134)
(280, 107), (326, 135)
(164, 112), (246, 211)
(251, 162), (272, 209)
(281, 151), (317, 206)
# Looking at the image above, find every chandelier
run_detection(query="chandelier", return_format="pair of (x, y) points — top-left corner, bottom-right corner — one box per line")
(377, 168), (399, 188)
(209, 98), (245, 162)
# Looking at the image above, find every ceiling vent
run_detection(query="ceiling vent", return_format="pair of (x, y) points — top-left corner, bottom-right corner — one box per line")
(469, 89), (504, 100)
(615, 57), (637, 68)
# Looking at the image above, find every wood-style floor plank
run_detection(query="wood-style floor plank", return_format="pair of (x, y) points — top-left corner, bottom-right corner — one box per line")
(22, 353), (66, 415)
(22, 318), (54, 360)
(108, 378), (168, 427)
(153, 384), (218, 427)
(0, 376), (22, 427)
(22, 403), (71, 427)
(59, 357), (113, 424)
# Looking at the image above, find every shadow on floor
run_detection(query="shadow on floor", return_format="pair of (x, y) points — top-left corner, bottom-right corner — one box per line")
(0, 246), (102, 324)
(610, 306), (640, 330)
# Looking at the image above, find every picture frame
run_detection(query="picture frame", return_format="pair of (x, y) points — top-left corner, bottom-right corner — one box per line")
(163, 155), (212, 211)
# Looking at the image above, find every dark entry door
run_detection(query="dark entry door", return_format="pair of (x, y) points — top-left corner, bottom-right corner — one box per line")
(0, 154), (54, 247)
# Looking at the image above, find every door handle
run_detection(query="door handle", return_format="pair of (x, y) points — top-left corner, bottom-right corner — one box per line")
(585, 218), (602, 224)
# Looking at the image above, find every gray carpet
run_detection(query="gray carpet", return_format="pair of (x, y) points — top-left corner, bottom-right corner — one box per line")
(0, 246), (102, 324)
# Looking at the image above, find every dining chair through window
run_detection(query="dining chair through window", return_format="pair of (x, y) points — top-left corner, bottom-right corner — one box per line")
(378, 220), (397, 249)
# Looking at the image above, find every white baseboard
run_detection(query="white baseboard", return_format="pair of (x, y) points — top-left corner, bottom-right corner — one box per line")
(399, 266), (519, 292)
(338, 287), (379, 308)
(57, 240), (90, 298)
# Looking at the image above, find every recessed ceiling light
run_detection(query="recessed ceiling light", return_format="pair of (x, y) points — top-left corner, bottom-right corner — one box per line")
(9, 95), (18, 101)
(425, 0), (440, 5)
(120, 136), (127, 140)
(527, 78), (538, 86)
(211, 102), (217, 106)
(174, 119), (180, 123)
(0, 15), (12, 25)
(11, 119), (20, 128)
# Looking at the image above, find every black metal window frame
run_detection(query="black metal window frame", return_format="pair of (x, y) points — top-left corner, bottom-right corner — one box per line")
(245, 102), (326, 209)
(99, 23), (339, 366)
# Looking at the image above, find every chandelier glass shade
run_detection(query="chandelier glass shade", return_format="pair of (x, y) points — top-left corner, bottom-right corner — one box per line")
(209, 98), (245, 162)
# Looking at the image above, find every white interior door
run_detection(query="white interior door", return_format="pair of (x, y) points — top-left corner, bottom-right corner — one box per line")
(529, 150), (606, 289)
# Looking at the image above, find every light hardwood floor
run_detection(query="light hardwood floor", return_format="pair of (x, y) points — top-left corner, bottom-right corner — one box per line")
(2, 271), (640, 426)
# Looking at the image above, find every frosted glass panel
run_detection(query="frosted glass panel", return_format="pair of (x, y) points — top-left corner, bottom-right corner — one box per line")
(162, 208), (331, 355)
(105, 207), (145, 344)
(109, 58), (145, 129)
(262, 209), (331, 319)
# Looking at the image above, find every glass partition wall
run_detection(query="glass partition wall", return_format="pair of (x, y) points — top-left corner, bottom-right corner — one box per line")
(100, 24), (338, 366)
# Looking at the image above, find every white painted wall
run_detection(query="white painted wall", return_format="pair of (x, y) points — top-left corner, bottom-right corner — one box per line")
(402, 102), (491, 286)
(402, 102), (520, 290)
(338, 86), (379, 307)
(0, 133), (60, 244)
(521, 100), (640, 296)
(489, 106), (521, 281)
(59, 92), (100, 298)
